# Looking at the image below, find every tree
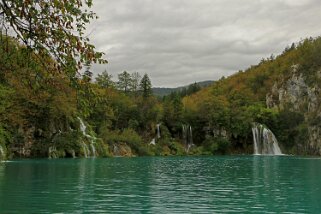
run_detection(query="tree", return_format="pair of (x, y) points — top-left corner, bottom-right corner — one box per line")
(172, 94), (183, 121)
(117, 71), (131, 93)
(186, 82), (201, 95)
(0, 0), (106, 76)
(140, 74), (152, 98)
(95, 70), (114, 89)
(129, 72), (141, 95)
(82, 61), (92, 83)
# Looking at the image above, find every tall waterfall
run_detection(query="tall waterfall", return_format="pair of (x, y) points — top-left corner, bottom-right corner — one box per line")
(78, 117), (96, 157)
(182, 125), (193, 152)
(252, 123), (282, 155)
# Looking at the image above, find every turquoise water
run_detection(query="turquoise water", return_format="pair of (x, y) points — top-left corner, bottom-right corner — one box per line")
(1, 156), (321, 213)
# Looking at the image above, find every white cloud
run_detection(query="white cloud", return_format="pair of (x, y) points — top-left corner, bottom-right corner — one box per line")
(88, 0), (321, 87)
(281, 0), (316, 6)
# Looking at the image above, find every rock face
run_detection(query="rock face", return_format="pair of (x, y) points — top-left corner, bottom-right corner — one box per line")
(266, 65), (321, 154)
(112, 143), (134, 157)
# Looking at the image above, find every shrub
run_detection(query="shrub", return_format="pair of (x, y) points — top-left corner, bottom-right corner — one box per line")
(202, 136), (231, 155)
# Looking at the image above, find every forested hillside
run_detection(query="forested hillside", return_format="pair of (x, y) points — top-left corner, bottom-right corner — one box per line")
(0, 36), (163, 159)
(183, 37), (321, 155)
(152, 80), (214, 97)
(0, 36), (320, 160)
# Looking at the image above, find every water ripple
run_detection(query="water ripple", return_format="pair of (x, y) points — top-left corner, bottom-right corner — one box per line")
(0, 156), (321, 213)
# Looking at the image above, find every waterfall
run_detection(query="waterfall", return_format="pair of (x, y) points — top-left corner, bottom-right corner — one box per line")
(70, 150), (76, 158)
(149, 138), (156, 145)
(182, 125), (193, 152)
(113, 144), (119, 155)
(182, 125), (187, 145)
(78, 117), (96, 157)
(150, 123), (161, 145)
(82, 142), (90, 158)
(90, 144), (96, 157)
(189, 126), (193, 145)
(48, 146), (57, 159)
(156, 124), (161, 139)
(252, 123), (282, 155)
(0, 145), (5, 159)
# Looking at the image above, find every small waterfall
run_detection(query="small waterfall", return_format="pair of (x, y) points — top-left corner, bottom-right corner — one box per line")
(78, 117), (89, 138)
(252, 123), (282, 155)
(156, 124), (161, 139)
(48, 146), (58, 159)
(20, 147), (25, 157)
(150, 123), (161, 145)
(78, 117), (96, 157)
(0, 145), (5, 159)
(182, 125), (194, 152)
(189, 126), (193, 145)
(182, 125), (187, 145)
(82, 142), (90, 158)
(113, 144), (119, 155)
(90, 144), (96, 156)
(149, 138), (156, 145)
(70, 150), (76, 158)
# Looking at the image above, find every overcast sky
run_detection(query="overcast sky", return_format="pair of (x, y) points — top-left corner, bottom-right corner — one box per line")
(88, 0), (321, 87)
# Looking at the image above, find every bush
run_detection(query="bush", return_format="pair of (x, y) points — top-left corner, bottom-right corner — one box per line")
(100, 128), (142, 145)
(202, 136), (231, 155)
(216, 138), (231, 154)
(99, 128), (145, 156)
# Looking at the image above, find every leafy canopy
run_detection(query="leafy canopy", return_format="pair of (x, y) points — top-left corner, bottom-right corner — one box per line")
(0, 0), (106, 75)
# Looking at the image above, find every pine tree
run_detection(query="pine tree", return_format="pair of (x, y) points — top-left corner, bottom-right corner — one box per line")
(140, 74), (152, 98)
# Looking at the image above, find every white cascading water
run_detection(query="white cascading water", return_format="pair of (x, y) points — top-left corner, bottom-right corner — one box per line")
(189, 126), (193, 145)
(252, 123), (282, 155)
(182, 125), (193, 152)
(0, 145), (5, 159)
(182, 125), (187, 145)
(78, 117), (96, 157)
(48, 146), (57, 159)
(149, 138), (156, 145)
(156, 124), (161, 139)
(150, 123), (161, 145)
(82, 142), (90, 158)
(113, 144), (119, 155)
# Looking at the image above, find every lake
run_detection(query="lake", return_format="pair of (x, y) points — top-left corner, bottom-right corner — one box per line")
(1, 156), (321, 213)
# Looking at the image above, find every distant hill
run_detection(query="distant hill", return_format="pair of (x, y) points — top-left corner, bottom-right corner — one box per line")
(152, 80), (214, 97)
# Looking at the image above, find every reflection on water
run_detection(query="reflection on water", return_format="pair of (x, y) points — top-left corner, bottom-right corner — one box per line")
(0, 156), (321, 213)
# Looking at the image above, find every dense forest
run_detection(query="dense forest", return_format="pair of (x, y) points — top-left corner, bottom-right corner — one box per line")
(0, 35), (320, 160)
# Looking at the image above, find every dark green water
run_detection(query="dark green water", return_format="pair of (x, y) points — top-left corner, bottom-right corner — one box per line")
(1, 156), (321, 213)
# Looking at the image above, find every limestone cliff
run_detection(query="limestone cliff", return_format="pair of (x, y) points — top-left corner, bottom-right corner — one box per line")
(266, 65), (321, 154)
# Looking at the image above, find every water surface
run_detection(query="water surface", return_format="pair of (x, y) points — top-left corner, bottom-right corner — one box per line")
(1, 156), (321, 213)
